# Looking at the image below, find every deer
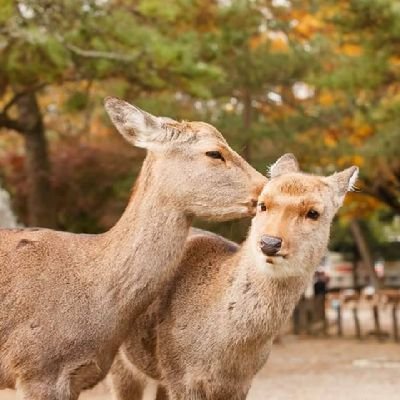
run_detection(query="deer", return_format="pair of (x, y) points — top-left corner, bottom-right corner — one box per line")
(108, 153), (359, 400)
(0, 97), (266, 400)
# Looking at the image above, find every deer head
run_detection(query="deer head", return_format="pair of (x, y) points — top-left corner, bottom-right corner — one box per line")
(250, 153), (359, 277)
(105, 97), (266, 221)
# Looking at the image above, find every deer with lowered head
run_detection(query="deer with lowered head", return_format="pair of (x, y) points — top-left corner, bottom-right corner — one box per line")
(0, 98), (266, 400)
(108, 153), (359, 400)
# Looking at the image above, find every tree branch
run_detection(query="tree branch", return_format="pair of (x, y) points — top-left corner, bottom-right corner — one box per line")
(3, 83), (48, 115)
(0, 113), (25, 133)
(0, 84), (47, 134)
(65, 43), (138, 62)
(363, 179), (400, 215)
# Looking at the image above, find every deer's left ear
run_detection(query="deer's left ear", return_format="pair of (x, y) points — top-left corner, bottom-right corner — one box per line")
(268, 153), (299, 178)
(326, 166), (359, 206)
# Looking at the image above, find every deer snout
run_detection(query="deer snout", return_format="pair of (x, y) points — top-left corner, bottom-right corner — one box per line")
(260, 235), (282, 256)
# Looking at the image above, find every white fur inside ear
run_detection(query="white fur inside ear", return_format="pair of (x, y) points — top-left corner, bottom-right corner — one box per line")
(105, 97), (165, 149)
(266, 164), (273, 178)
(268, 153), (299, 179)
(268, 158), (281, 178)
(347, 167), (359, 192)
(124, 112), (161, 148)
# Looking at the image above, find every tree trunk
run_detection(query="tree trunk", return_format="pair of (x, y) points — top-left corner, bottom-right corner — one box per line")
(242, 89), (252, 163)
(16, 92), (56, 228)
(350, 219), (382, 290)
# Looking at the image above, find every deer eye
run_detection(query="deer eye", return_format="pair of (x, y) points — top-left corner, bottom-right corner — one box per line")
(259, 202), (267, 212)
(306, 209), (320, 220)
(206, 151), (225, 162)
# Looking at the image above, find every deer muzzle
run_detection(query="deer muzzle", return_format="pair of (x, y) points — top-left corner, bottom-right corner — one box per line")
(260, 235), (282, 256)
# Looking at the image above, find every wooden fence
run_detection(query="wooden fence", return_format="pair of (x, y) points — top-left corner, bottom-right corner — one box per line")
(293, 290), (400, 342)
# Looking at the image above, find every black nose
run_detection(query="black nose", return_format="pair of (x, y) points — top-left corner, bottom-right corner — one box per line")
(260, 235), (282, 256)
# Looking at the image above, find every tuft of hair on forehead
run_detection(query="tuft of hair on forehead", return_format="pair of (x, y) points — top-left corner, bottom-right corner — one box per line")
(187, 121), (227, 143)
(158, 120), (227, 146)
(274, 174), (328, 196)
(260, 171), (330, 199)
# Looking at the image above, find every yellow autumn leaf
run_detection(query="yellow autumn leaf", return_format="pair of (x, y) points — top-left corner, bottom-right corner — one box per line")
(348, 135), (363, 147)
(352, 154), (364, 166)
(339, 43), (362, 57)
(389, 56), (400, 67)
(355, 123), (373, 138)
(319, 91), (334, 106)
(249, 33), (267, 50)
(294, 14), (323, 38)
(270, 37), (289, 52)
(324, 132), (337, 148)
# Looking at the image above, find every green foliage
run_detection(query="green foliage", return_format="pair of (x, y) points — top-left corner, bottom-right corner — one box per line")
(64, 92), (89, 113)
(0, 0), (13, 24)
(1, 0), (399, 241)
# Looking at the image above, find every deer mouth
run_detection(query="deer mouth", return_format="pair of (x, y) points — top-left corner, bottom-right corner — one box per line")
(265, 254), (289, 264)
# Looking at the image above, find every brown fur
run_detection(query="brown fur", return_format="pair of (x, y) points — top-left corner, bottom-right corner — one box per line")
(0, 98), (265, 399)
(108, 154), (358, 400)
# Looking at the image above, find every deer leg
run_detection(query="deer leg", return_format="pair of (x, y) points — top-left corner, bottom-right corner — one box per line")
(108, 355), (146, 400)
(16, 379), (77, 400)
(208, 391), (248, 400)
(156, 385), (170, 400)
(167, 387), (207, 400)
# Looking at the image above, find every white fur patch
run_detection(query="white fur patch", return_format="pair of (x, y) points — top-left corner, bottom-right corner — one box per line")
(125, 112), (162, 149)
(347, 167), (359, 192)
(105, 97), (165, 150)
(143, 380), (158, 399)
(126, 110), (148, 134)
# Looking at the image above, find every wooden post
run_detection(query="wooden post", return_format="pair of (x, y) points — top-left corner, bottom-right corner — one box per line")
(393, 303), (399, 342)
(373, 305), (382, 341)
(353, 307), (361, 339)
(306, 308), (313, 336)
(323, 302), (328, 336)
(337, 304), (343, 337)
(293, 305), (300, 335)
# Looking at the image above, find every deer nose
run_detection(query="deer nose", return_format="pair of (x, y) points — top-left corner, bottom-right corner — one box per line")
(260, 235), (282, 256)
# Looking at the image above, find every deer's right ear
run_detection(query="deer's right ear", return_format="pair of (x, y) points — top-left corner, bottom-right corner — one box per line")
(268, 153), (299, 178)
(104, 97), (170, 150)
(326, 166), (359, 207)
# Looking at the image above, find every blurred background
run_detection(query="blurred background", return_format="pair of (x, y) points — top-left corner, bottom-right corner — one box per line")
(0, 0), (400, 399)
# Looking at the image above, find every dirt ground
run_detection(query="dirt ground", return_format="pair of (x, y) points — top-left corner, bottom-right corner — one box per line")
(1, 337), (399, 400)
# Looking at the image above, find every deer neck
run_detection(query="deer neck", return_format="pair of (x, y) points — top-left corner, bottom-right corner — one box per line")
(225, 239), (311, 339)
(97, 154), (192, 331)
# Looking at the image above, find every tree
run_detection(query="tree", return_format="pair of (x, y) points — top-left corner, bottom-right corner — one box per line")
(297, 0), (400, 215)
(204, 1), (315, 165)
(0, 0), (219, 227)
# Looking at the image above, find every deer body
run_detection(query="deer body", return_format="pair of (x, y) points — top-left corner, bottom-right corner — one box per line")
(0, 98), (265, 399)
(109, 154), (358, 400)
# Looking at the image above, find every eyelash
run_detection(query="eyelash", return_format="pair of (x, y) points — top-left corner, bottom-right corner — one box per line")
(206, 151), (225, 162)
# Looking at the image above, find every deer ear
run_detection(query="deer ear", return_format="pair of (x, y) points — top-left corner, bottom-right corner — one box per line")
(268, 153), (299, 178)
(104, 97), (175, 150)
(327, 166), (359, 206)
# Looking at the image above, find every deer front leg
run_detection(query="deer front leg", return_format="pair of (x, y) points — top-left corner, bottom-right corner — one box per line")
(167, 387), (249, 400)
(16, 379), (77, 400)
(167, 387), (207, 400)
(108, 354), (145, 400)
(156, 385), (169, 400)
